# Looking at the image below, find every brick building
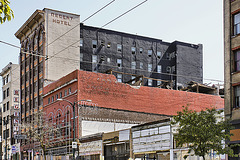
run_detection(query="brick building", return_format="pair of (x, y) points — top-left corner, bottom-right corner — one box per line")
(79, 24), (203, 89)
(15, 8), (204, 159)
(42, 70), (223, 159)
(0, 62), (20, 160)
(224, 0), (240, 158)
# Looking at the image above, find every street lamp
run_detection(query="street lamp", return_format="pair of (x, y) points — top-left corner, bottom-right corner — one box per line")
(57, 98), (91, 160)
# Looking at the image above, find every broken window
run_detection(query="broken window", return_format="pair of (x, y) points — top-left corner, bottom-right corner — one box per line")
(157, 51), (162, 59)
(148, 79), (152, 86)
(92, 40), (97, 48)
(148, 50), (152, 57)
(166, 66), (171, 73)
(117, 44), (122, 52)
(131, 47), (136, 54)
(117, 59), (122, 68)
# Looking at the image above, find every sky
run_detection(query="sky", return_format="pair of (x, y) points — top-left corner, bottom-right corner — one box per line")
(0, 0), (224, 89)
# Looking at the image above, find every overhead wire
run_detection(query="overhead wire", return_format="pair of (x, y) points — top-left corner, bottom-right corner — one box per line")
(0, 40), (224, 84)
(48, 0), (149, 60)
(97, 0), (148, 31)
(0, 40), (47, 58)
(0, 0), (224, 86)
(46, 0), (116, 48)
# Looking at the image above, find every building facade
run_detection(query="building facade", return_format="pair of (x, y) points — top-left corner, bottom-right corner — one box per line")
(80, 24), (203, 89)
(40, 69), (224, 159)
(0, 62), (20, 160)
(15, 8), (204, 159)
(14, 8), (80, 159)
(224, 0), (240, 159)
(42, 70), (170, 159)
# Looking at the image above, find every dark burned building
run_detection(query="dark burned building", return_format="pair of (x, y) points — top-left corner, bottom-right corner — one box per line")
(14, 8), (203, 159)
(80, 24), (203, 89)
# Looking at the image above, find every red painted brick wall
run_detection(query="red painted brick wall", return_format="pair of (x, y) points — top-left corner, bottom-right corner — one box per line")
(44, 70), (224, 117)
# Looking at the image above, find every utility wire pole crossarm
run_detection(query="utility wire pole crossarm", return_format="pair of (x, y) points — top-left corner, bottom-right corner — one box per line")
(57, 98), (91, 160)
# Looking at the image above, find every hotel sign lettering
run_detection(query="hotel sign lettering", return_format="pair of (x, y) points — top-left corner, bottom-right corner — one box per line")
(51, 12), (73, 26)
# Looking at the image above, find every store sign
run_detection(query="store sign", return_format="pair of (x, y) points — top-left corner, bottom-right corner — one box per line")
(14, 111), (19, 116)
(14, 135), (27, 139)
(14, 104), (19, 109)
(14, 90), (19, 95)
(72, 142), (77, 149)
(14, 119), (19, 124)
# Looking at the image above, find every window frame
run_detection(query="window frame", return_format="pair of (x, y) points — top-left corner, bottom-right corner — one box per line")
(131, 47), (136, 54)
(117, 44), (122, 52)
(131, 61), (136, 70)
(92, 40), (97, 48)
(117, 59), (122, 68)
(148, 64), (152, 72)
(140, 62), (143, 70)
(117, 74), (122, 83)
(157, 65), (162, 73)
(233, 12), (240, 36)
(157, 51), (162, 59)
(234, 50), (240, 72)
(234, 85), (240, 109)
(148, 79), (152, 86)
(148, 50), (152, 57)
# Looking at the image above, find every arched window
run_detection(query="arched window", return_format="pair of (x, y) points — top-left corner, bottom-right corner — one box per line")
(34, 34), (38, 51)
(38, 31), (43, 55)
(65, 109), (71, 137)
(56, 112), (62, 137)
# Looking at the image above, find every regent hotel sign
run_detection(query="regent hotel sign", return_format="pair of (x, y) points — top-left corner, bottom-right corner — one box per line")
(51, 12), (74, 26)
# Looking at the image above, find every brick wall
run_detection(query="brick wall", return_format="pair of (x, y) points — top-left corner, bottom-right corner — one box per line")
(44, 70), (224, 116)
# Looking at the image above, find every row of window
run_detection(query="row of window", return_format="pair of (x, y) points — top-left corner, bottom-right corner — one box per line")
(2, 74), (10, 86)
(235, 86), (240, 109)
(80, 39), (163, 57)
(23, 30), (43, 54)
(90, 55), (165, 73)
(3, 88), (9, 100)
(48, 88), (72, 104)
(2, 101), (9, 112)
(235, 50), (240, 72)
(21, 78), (44, 97)
(116, 73), (162, 86)
(234, 12), (240, 36)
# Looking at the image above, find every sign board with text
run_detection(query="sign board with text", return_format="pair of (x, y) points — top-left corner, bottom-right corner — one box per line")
(14, 135), (27, 139)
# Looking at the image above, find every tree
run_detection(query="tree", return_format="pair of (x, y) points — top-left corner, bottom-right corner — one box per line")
(0, 0), (14, 24)
(21, 111), (61, 160)
(171, 106), (236, 160)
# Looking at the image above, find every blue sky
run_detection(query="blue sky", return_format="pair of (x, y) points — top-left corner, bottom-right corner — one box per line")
(0, 0), (223, 88)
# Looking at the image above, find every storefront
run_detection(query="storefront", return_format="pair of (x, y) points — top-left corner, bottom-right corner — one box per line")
(79, 133), (103, 160)
(131, 119), (172, 160)
(103, 129), (130, 160)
